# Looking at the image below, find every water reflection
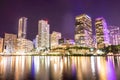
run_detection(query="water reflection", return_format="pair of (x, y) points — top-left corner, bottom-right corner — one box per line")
(0, 56), (119, 80)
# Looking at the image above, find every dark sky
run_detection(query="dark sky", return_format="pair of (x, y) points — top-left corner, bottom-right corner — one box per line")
(0, 0), (120, 40)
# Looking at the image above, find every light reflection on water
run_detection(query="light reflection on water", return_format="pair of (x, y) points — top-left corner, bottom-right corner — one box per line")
(0, 56), (119, 80)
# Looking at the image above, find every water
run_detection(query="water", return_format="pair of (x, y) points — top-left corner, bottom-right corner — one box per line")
(0, 56), (120, 80)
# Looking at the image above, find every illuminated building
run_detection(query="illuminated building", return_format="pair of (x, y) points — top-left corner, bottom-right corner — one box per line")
(0, 38), (3, 52)
(109, 26), (120, 45)
(17, 38), (33, 53)
(4, 33), (17, 53)
(18, 17), (27, 39)
(51, 31), (61, 49)
(35, 35), (39, 49)
(57, 38), (75, 50)
(95, 17), (110, 48)
(75, 14), (93, 47)
(36, 20), (50, 51)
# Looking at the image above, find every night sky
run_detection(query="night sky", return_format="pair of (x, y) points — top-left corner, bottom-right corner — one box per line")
(0, 0), (120, 40)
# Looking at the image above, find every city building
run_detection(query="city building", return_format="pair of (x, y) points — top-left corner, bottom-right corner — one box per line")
(51, 31), (61, 49)
(95, 17), (110, 48)
(0, 38), (3, 53)
(18, 17), (27, 39)
(109, 26), (120, 45)
(3, 33), (17, 53)
(17, 38), (33, 53)
(58, 38), (75, 47)
(36, 20), (50, 51)
(75, 14), (93, 48)
(59, 38), (66, 45)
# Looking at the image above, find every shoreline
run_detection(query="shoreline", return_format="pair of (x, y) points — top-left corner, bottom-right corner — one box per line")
(0, 54), (120, 56)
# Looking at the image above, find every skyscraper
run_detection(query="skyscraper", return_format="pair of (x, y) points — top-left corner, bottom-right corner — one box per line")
(95, 17), (110, 48)
(36, 20), (50, 51)
(18, 17), (27, 38)
(109, 26), (120, 45)
(75, 14), (93, 48)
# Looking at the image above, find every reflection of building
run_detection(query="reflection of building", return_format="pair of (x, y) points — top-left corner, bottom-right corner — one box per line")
(0, 38), (3, 52)
(75, 14), (93, 48)
(95, 17), (110, 48)
(17, 38), (33, 53)
(18, 17), (27, 39)
(4, 33), (17, 53)
(109, 26), (120, 45)
(51, 31), (61, 49)
(36, 20), (50, 51)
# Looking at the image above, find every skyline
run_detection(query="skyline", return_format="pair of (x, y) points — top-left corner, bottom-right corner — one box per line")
(0, 0), (120, 40)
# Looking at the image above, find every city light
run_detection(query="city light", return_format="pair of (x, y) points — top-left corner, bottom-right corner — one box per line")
(0, 14), (119, 55)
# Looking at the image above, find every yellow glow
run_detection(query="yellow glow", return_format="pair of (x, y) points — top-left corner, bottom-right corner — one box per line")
(97, 57), (107, 80)
(34, 56), (40, 73)
(54, 63), (57, 72)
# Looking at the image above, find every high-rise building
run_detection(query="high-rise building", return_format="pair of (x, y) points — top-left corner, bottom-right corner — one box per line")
(0, 38), (3, 53)
(4, 33), (17, 53)
(75, 14), (93, 48)
(109, 26), (120, 45)
(36, 20), (50, 51)
(18, 17), (27, 38)
(95, 17), (110, 48)
(51, 31), (61, 49)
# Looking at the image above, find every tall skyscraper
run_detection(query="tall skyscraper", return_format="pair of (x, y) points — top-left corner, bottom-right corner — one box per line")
(109, 26), (120, 45)
(75, 14), (93, 48)
(18, 17), (27, 38)
(95, 17), (110, 48)
(51, 31), (61, 49)
(36, 20), (50, 51)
